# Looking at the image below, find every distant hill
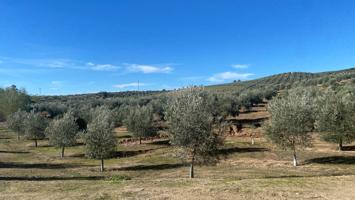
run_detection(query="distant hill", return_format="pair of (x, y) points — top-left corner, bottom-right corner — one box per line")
(33, 68), (355, 103)
(206, 67), (355, 93)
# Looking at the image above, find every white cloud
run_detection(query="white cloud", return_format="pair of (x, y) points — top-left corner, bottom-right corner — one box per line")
(126, 64), (173, 74)
(0, 56), (119, 71)
(113, 82), (146, 89)
(231, 64), (249, 69)
(87, 62), (119, 71)
(207, 71), (253, 82)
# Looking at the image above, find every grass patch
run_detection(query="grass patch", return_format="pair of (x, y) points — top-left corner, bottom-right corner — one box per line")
(106, 175), (132, 183)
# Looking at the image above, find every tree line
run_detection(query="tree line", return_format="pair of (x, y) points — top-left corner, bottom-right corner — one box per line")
(265, 85), (355, 166)
(2, 82), (355, 177)
(4, 86), (248, 175)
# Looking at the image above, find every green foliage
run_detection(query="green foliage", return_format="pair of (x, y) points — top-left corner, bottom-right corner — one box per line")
(165, 87), (222, 165)
(124, 105), (156, 142)
(106, 175), (131, 183)
(207, 93), (240, 123)
(6, 110), (28, 138)
(315, 89), (355, 149)
(112, 104), (130, 127)
(85, 106), (117, 160)
(32, 102), (68, 118)
(264, 89), (316, 150)
(0, 85), (30, 120)
(24, 112), (48, 146)
(45, 112), (79, 150)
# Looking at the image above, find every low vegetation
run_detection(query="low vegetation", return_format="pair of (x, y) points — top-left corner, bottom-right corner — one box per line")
(0, 68), (354, 199)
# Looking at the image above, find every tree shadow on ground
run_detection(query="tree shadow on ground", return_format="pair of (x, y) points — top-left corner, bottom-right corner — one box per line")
(218, 147), (269, 156)
(148, 139), (171, 146)
(0, 150), (30, 154)
(111, 163), (185, 171)
(341, 146), (355, 151)
(304, 156), (355, 165)
(0, 162), (91, 169)
(0, 137), (12, 139)
(116, 135), (132, 139)
(36, 144), (52, 147)
(114, 148), (159, 158)
(73, 142), (85, 146)
(0, 176), (104, 181)
(68, 153), (85, 158)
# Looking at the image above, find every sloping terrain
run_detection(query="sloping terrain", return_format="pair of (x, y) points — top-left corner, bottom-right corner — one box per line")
(206, 67), (355, 93)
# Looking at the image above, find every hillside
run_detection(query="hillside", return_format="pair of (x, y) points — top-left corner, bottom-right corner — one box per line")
(32, 68), (355, 102)
(206, 67), (355, 93)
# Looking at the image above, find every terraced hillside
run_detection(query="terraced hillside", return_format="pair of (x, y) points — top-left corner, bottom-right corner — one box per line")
(206, 67), (355, 93)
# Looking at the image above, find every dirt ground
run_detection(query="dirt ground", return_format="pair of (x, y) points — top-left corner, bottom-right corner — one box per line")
(1, 124), (355, 200)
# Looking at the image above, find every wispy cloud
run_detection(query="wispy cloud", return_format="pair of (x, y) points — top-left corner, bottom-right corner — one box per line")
(113, 82), (146, 89)
(231, 64), (249, 69)
(126, 64), (173, 74)
(0, 56), (119, 71)
(0, 57), (75, 69)
(87, 62), (120, 71)
(207, 71), (253, 82)
(49, 80), (64, 90)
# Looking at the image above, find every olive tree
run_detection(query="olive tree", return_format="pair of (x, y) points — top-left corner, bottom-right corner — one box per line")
(6, 110), (28, 140)
(316, 90), (355, 150)
(124, 105), (155, 144)
(24, 112), (48, 147)
(165, 87), (222, 178)
(45, 112), (79, 157)
(0, 85), (30, 119)
(264, 89), (315, 166)
(85, 107), (116, 172)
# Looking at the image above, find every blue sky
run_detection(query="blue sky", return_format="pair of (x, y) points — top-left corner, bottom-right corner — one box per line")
(1, 0), (355, 95)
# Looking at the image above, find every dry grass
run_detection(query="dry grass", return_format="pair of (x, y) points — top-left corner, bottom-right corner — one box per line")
(1, 124), (355, 199)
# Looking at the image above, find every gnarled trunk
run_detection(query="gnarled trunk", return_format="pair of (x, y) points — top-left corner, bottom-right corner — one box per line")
(34, 139), (38, 147)
(139, 137), (142, 145)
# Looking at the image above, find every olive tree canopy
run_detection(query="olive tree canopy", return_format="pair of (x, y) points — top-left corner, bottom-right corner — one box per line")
(6, 110), (28, 140)
(165, 87), (222, 178)
(85, 106), (117, 172)
(45, 112), (79, 157)
(316, 89), (355, 150)
(24, 112), (48, 147)
(264, 89), (316, 166)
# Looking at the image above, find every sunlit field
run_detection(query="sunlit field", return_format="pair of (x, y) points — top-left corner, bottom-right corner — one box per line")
(1, 123), (355, 200)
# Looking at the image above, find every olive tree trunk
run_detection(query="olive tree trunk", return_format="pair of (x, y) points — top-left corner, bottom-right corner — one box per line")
(338, 138), (343, 151)
(34, 139), (38, 147)
(60, 146), (65, 158)
(293, 148), (298, 167)
(100, 159), (105, 172)
(189, 153), (195, 178)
